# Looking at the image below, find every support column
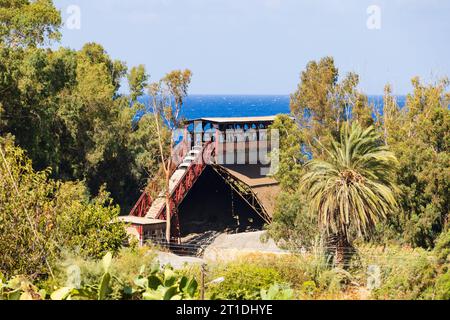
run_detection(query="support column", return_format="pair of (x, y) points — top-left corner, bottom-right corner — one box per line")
(194, 121), (203, 147)
(256, 124), (260, 164)
(214, 124), (220, 164)
(184, 125), (191, 151)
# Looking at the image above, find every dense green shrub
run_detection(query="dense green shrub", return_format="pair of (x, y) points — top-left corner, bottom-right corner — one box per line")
(206, 262), (284, 300)
(363, 246), (438, 300)
(260, 284), (294, 300)
(376, 80), (449, 249)
(228, 254), (305, 287)
(3, 251), (198, 300)
(0, 136), (59, 277)
(316, 268), (354, 295)
(432, 270), (450, 300)
(204, 250), (350, 300)
(434, 229), (450, 263)
(268, 191), (318, 250)
(41, 247), (156, 299)
(54, 182), (128, 260)
(0, 137), (128, 278)
(3, 245), (450, 300)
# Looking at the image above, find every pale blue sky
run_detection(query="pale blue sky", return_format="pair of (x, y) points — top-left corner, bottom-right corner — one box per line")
(54, 0), (450, 95)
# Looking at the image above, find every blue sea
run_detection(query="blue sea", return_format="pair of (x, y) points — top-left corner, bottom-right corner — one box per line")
(137, 95), (406, 120)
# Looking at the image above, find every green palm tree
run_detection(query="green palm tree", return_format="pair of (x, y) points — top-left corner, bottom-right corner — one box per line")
(301, 122), (398, 265)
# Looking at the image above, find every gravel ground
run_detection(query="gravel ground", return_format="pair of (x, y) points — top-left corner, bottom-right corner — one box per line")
(154, 231), (288, 267)
(155, 251), (204, 269)
(203, 231), (288, 262)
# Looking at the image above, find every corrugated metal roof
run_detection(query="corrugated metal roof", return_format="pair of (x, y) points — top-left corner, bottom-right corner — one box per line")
(186, 115), (278, 124)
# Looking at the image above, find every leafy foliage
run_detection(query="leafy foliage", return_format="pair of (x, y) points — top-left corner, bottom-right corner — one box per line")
(2, 251), (199, 301)
(54, 183), (128, 260)
(1, 45), (163, 210)
(268, 114), (305, 191)
(0, 6), (166, 211)
(362, 246), (439, 300)
(301, 123), (398, 241)
(2, 246), (450, 300)
(207, 262), (283, 300)
(268, 190), (318, 249)
(290, 57), (374, 153)
(128, 64), (148, 101)
(260, 283), (294, 300)
(0, 273), (47, 300)
(0, 0), (61, 47)
(382, 78), (449, 248)
(134, 264), (198, 300)
(433, 229), (450, 263)
(50, 252), (115, 300)
(0, 137), (127, 277)
(0, 135), (59, 277)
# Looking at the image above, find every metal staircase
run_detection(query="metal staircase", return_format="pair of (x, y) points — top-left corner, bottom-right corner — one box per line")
(128, 139), (273, 242)
(129, 142), (216, 239)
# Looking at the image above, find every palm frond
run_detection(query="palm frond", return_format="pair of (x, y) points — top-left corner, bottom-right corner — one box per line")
(301, 122), (398, 239)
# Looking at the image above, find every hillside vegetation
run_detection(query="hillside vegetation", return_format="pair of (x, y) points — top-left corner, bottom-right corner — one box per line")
(0, 1), (449, 300)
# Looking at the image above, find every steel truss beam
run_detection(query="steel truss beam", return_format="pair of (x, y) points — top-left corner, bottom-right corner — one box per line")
(210, 165), (272, 225)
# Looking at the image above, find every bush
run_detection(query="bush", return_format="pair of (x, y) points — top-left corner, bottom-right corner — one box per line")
(5, 250), (199, 300)
(205, 245), (450, 300)
(432, 270), (450, 300)
(0, 136), (60, 277)
(268, 191), (318, 250)
(230, 254), (309, 288)
(316, 268), (354, 296)
(362, 246), (438, 300)
(260, 283), (294, 300)
(0, 137), (127, 278)
(206, 262), (283, 300)
(434, 230), (450, 263)
(54, 182), (128, 260)
(41, 247), (157, 300)
(3, 244), (450, 300)
(204, 249), (345, 300)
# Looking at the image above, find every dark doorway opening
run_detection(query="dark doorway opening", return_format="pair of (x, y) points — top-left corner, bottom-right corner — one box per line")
(177, 166), (265, 237)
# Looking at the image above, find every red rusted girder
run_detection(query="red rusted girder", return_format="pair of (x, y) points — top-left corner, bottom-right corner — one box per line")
(157, 142), (216, 235)
(129, 191), (153, 217)
(129, 141), (190, 218)
(129, 142), (216, 242)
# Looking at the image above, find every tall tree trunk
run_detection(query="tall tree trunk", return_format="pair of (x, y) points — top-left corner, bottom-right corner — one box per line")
(327, 233), (352, 268)
(334, 235), (348, 267)
(165, 157), (172, 243)
(164, 190), (171, 243)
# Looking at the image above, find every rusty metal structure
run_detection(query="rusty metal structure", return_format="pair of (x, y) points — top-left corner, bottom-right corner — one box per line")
(123, 116), (281, 245)
(210, 164), (272, 224)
